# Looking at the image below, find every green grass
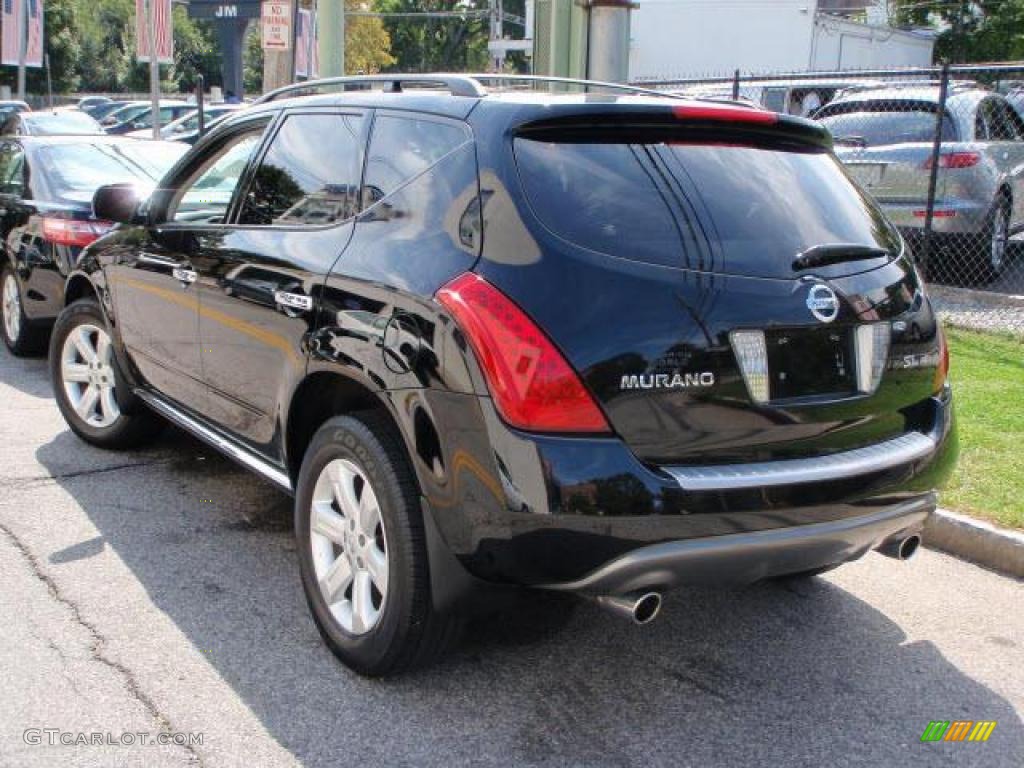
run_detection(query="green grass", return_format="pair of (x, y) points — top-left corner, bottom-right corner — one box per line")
(940, 326), (1024, 529)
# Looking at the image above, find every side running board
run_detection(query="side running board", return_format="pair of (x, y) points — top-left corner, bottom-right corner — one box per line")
(134, 389), (293, 493)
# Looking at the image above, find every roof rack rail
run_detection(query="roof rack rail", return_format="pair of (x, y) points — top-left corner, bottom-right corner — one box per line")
(254, 72), (687, 104)
(254, 74), (488, 104)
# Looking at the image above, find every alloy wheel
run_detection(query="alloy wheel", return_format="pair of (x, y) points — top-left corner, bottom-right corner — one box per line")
(60, 323), (121, 429)
(309, 458), (389, 635)
(991, 203), (1010, 272)
(2, 273), (20, 343)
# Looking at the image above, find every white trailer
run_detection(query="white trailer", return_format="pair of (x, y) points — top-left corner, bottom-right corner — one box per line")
(629, 0), (935, 82)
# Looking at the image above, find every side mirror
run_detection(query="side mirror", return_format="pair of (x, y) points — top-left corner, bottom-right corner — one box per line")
(93, 183), (142, 224)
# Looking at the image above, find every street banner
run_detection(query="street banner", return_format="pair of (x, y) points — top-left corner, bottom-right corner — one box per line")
(295, 8), (318, 78)
(136, 0), (174, 64)
(261, 1), (291, 51)
(25, 0), (42, 67)
(1, 0), (21, 67)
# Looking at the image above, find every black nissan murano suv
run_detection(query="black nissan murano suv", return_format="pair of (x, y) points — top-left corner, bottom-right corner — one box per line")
(47, 75), (957, 676)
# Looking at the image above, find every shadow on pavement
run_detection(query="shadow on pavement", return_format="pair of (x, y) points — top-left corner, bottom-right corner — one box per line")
(35, 428), (1024, 768)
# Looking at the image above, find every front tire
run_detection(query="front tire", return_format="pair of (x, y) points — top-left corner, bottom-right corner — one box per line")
(50, 298), (161, 449)
(295, 412), (457, 676)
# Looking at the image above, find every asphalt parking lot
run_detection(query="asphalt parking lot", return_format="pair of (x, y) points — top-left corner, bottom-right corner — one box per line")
(0, 348), (1021, 768)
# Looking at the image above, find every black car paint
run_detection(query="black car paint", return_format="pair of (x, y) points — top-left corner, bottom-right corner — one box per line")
(0, 137), (184, 332)
(71, 91), (957, 592)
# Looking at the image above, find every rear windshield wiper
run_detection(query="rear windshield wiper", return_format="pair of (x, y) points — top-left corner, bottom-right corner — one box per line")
(792, 244), (890, 272)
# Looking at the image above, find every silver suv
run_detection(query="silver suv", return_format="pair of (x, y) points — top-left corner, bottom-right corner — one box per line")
(814, 83), (1024, 283)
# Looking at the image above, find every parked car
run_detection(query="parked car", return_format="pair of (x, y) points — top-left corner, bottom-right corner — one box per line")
(75, 96), (111, 112)
(106, 102), (192, 135)
(814, 83), (1024, 283)
(677, 77), (882, 116)
(126, 103), (246, 142)
(50, 75), (956, 676)
(0, 136), (187, 354)
(0, 110), (105, 136)
(0, 99), (31, 114)
(85, 100), (131, 121)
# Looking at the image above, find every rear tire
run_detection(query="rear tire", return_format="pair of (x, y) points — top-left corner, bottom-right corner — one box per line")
(968, 194), (1012, 285)
(295, 412), (459, 676)
(1, 264), (45, 356)
(50, 298), (162, 449)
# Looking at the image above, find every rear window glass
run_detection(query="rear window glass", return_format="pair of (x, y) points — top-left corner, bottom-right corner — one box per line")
(37, 142), (187, 196)
(25, 111), (104, 135)
(514, 137), (901, 277)
(816, 109), (956, 146)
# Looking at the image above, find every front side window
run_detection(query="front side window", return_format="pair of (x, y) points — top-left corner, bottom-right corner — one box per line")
(238, 112), (365, 226)
(170, 127), (265, 223)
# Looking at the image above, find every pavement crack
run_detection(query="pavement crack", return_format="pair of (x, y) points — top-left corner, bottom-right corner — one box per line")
(0, 458), (175, 491)
(0, 522), (205, 767)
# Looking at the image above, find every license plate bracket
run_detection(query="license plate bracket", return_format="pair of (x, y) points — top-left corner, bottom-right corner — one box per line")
(765, 327), (856, 400)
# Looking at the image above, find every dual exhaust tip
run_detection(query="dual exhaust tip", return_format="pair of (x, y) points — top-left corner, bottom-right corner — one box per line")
(877, 533), (922, 561)
(588, 533), (921, 625)
(591, 591), (662, 625)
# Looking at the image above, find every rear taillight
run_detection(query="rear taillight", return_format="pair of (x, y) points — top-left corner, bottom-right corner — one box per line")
(41, 217), (114, 247)
(436, 273), (610, 433)
(933, 329), (950, 393)
(923, 151), (981, 170)
(672, 104), (778, 125)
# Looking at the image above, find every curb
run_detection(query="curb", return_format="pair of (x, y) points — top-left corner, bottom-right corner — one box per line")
(924, 509), (1024, 580)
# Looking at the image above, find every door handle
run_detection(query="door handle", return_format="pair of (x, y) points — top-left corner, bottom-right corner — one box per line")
(274, 290), (313, 314)
(172, 266), (197, 286)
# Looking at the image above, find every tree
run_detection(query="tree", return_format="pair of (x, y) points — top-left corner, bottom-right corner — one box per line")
(892, 0), (1024, 63)
(346, 0), (395, 74)
(376, 0), (490, 72)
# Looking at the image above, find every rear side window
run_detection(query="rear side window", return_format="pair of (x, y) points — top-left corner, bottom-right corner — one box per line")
(362, 115), (469, 207)
(514, 136), (902, 278)
(238, 112), (364, 226)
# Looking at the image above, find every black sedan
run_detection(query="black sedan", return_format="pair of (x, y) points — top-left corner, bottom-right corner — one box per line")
(0, 136), (188, 354)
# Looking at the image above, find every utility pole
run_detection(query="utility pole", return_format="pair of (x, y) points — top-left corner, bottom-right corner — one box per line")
(16, 0), (26, 101)
(146, 0), (161, 139)
(317, 0), (344, 77)
(585, 0), (634, 83)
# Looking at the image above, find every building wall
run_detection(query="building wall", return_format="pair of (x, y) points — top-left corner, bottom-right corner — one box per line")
(810, 14), (934, 70)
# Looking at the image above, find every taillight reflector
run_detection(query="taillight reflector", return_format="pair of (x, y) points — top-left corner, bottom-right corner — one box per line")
(41, 217), (113, 247)
(934, 329), (950, 392)
(912, 209), (956, 218)
(671, 104), (778, 125)
(436, 273), (610, 434)
(923, 151), (981, 170)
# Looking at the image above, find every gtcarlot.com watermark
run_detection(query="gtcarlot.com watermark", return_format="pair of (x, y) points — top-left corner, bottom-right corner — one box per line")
(23, 728), (203, 747)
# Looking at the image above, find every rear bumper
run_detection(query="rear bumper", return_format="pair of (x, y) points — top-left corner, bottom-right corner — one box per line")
(542, 496), (932, 595)
(881, 199), (987, 234)
(420, 390), (957, 589)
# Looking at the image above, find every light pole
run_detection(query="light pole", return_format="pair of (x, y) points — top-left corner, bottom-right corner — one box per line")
(146, 0), (162, 139)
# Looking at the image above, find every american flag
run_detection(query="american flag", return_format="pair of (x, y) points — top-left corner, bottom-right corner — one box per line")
(2, 0), (23, 67)
(295, 9), (318, 78)
(25, 0), (42, 67)
(136, 0), (173, 64)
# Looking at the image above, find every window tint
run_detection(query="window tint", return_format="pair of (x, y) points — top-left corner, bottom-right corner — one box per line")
(238, 112), (364, 226)
(514, 137), (901, 278)
(0, 143), (24, 195)
(362, 115), (468, 207)
(171, 128), (264, 223)
(981, 98), (1022, 141)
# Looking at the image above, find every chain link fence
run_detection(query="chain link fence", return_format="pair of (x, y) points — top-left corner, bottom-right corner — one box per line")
(636, 64), (1024, 337)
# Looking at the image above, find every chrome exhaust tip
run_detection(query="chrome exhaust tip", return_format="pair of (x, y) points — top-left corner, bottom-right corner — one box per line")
(592, 591), (663, 625)
(878, 533), (922, 561)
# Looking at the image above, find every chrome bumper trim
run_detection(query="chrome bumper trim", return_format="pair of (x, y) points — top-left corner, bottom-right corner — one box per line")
(664, 431), (936, 491)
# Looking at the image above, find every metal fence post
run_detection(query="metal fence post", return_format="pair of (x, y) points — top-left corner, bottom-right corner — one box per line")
(732, 68), (740, 101)
(919, 61), (950, 279)
(195, 74), (205, 138)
